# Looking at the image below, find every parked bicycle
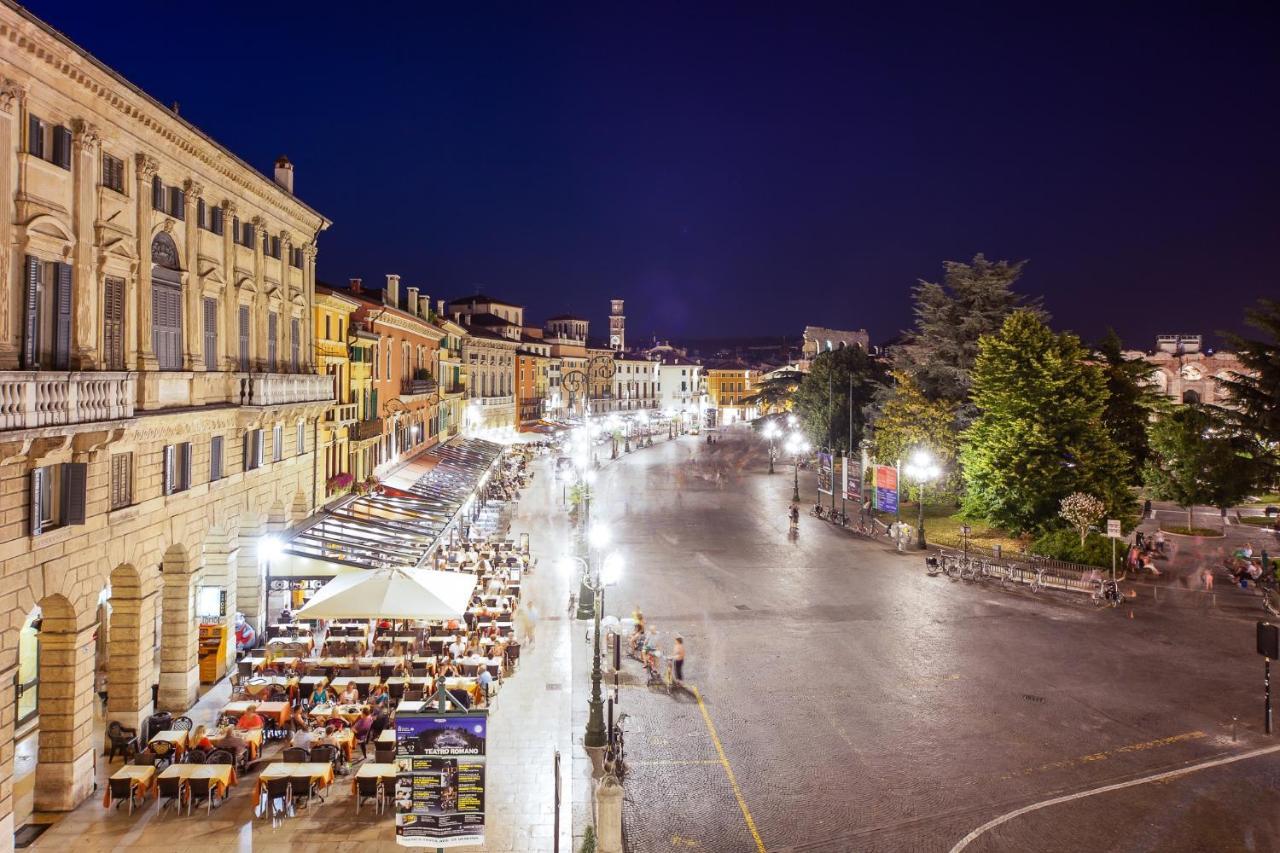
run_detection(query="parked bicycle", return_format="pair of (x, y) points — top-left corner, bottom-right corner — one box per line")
(1092, 578), (1123, 608)
(606, 713), (628, 779)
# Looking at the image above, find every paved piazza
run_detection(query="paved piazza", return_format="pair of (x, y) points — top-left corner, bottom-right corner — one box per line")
(580, 430), (1280, 853)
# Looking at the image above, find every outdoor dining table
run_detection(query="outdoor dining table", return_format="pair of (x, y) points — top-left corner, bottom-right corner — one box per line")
(148, 729), (189, 756)
(376, 729), (395, 746)
(104, 764), (155, 807)
(157, 763), (238, 800)
(209, 726), (264, 759)
(253, 656), (300, 672)
(307, 655), (402, 670)
(350, 762), (398, 806)
(242, 675), (296, 698)
(221, 700), (292, 727)
(330, 726), (356, 759)
(255, 762), (335, 803)
(308, 703), (365, 723)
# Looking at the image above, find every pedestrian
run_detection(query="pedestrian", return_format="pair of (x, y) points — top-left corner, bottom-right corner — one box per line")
(524, 601), (538, 648)
(1202, 565), (1214, 590)
(672, 635), (685, 682)
(1135, 530), (1146, 552)
(1154, 529), (1166, 554)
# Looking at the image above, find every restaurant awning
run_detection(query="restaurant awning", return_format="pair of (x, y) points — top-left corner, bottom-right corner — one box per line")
(296, 567), (477, 620)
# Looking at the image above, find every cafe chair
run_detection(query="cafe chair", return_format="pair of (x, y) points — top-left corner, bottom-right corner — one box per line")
(108, 776), (142, 815)
(282, 747), (310, 762)
(150, 739), (174, 771)
(354, 774), (385, 814)
(171, 715), (194, 732)
(186, 775), (221, 816)
(374, 743), (395, 764)
(310, 744), (340, 770)
(289, 774), (319, 807)
(106, 721), (139, 764)
(259, 777), (293, 820)
(155, 775), (187, 815)
(186, 748), (208, 764)
(206, 748), (238, 774)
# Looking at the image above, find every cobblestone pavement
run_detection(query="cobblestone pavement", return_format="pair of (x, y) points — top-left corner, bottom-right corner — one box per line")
(585, 430), (1278, 853)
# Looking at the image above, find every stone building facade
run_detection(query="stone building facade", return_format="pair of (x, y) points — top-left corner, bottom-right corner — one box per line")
(0, 3), (333, 837)
(1123, 334), (1246, 407)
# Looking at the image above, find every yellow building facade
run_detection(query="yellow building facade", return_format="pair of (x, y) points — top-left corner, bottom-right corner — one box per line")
(315, 288), (359, 503)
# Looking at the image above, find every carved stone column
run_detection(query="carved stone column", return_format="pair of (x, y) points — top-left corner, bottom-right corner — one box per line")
(183, 180), (203, 369)
(253, 216), (267, 372)
(70, 120), (101, 369)
(157, 548), (201, 712)
(0, 79), (25, 369)
(134, 154), (159, 371)
(33, 623), (99, 812)
(221, 201), (240, 371)
(304, 241), (318, 374)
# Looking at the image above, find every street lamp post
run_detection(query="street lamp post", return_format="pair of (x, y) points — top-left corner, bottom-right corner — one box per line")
(571, 535), (622, 752)
(763, 421), (780, 474)
(903, 449), (941, 550)
(785, 431), (810, 504)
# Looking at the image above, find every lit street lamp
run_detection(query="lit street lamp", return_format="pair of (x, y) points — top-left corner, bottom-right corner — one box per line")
(903, 449), (941, 549)
(784, 432), (810, 503)
(564, 543), (623, 752)
(763, 421), (781, 474)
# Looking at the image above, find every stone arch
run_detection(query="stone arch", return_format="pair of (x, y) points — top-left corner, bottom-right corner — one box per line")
(106, 563), (155, 735)
(1182, 389), (1201, 404)
(157, 544), (201, 711)
(32, 592), (98, 811)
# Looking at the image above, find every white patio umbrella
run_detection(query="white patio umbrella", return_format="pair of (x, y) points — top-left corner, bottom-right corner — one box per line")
(296, 568), (476, 621)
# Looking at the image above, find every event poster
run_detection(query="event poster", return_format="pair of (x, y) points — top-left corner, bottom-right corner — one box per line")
(843, 457), (862, 502)
(874, 465), (898, 513)
(817, 452), (834, 494)
(395, 713), (488, 848)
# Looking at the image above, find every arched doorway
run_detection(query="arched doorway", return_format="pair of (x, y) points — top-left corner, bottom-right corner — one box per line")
(151, 232), (183, 370)
(1182, 389), (1201, 404)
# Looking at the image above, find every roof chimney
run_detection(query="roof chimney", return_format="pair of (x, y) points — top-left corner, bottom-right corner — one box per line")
(437, 299), (446, 317)
(420, 294), (432, 320)
(349, 277), (362, 294)
(407, 286), (419, 318)
(274, 155), (294, 194)
(385, 274), (400, 308)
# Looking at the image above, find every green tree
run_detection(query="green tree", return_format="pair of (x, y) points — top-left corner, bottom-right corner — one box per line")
(745, 370), (801, 414)
(1143, 405), (1259, 529)
(1220, 298), (1280, 483)
(960, 311), (1134, 533)
(1096, 328), (1165, 482)
(894, 254), (1045, 422)
(792, 348), (885, 452)
(871, 371), (959, 468)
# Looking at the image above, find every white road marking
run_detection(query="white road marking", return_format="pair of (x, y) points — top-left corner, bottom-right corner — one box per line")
(948, 743), (1280, 853)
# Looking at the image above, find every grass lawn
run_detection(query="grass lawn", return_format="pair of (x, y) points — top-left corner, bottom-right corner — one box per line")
(871, 502), (1025, 552)
(1239, 516), (1279, 529)
(1249, 493), (1280, 505)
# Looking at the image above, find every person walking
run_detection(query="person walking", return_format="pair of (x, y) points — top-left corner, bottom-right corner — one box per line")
(1202, 564), (1214, 590)
(672, 635), (685, 683)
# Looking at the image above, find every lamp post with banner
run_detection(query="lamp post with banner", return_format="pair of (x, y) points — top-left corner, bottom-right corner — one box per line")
(903, 449), (941, 549)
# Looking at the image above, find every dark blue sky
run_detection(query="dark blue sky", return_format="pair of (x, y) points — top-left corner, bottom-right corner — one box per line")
(30, 1), (1278, 347)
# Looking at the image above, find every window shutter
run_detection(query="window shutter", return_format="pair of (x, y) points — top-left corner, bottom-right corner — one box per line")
(182, 443), (192, 490)
(60, 462), (87, 525)
(152, 176), (164, 209)
(238, 305), (250, 370)
(203, 297), (218, 370)
(211, 205), (223, 235)
(171, 187), (184, 219)
(210, 436), (223, 481)
(197, 198), (205, 228)
(267, 312), (278, 371)
(297, 421), (305, 456)
(53, 125), (72, 169)
(53, 263), (73, 370)
(28, 115), (42, 158)
(290, 318), (300, 371)
(103, 277), (124, 370)
(163, 445), (175, 495)
(232, 216), (240, 242)
(22, 255), (40, 369)
(29, 468), (44, 536)
(256, 429), (265, 466)
(242, 432), (250, 471)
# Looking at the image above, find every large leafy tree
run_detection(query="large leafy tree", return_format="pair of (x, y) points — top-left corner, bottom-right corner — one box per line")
(1143, 405), (1260, 529)
(1220, 298), (1280, 482)
(746, 371), (802, 414)
(792, 348), (885, 452)
(871, 371), (958, 467)
(1096, 328), (1166, 482)
(894, 254), (1045, 423)
(960, 311), (1134, 533)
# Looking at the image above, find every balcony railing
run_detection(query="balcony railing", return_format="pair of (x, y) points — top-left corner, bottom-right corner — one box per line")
(240, 373), (334, 407)
(401, 377), (438, 399)
(477, 395), (514, 407)
(441, 381), (466, 396)
(0, 371), (135, 431)
(324, 402), (359, 426)
(351, 418), (384, 441)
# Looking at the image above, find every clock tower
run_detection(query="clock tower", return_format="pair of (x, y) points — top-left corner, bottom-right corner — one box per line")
(609, 299), (625, 351)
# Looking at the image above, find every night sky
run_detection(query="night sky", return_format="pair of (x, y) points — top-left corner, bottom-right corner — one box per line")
(27, 1), (1279, 348)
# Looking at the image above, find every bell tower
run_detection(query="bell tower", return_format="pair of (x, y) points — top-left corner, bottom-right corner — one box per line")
(609, 299), (625, 351)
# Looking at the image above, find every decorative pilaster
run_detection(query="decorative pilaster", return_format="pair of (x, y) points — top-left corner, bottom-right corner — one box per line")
(252, 216), (267, 372)
(303, 241), (318, 374)
(157, 548), (201, 712)
(70, 119), (101, 370)
(200, 528), (239, 675)
(106, 585), (158, 736)
(221, 200), (240, 371)
(183, 179), (203, 368)
(0, 78), (26, 369)
(236, 521), (266, 635)
(134, 154), (159, 370)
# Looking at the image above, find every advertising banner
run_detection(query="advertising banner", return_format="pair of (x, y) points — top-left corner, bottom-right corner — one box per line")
(817, 452), (834, 494)
(395, 712), (488, 848)
(874, 465), (898, 514)
(843, 457), (862, 502)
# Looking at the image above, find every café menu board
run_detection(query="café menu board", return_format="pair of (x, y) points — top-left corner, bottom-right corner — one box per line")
(395, 712), (488, 848)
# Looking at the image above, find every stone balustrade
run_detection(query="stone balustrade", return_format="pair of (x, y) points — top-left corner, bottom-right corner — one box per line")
(239, 373), (335, 407)
(134, 370), (334, 411)
(0, 371), (135, 431)
(324, 402), (359, 426)
(477, 394), (515, 407)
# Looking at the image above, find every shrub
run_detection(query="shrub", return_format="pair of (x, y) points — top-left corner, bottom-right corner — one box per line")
(1031, 528), (1124, 569)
